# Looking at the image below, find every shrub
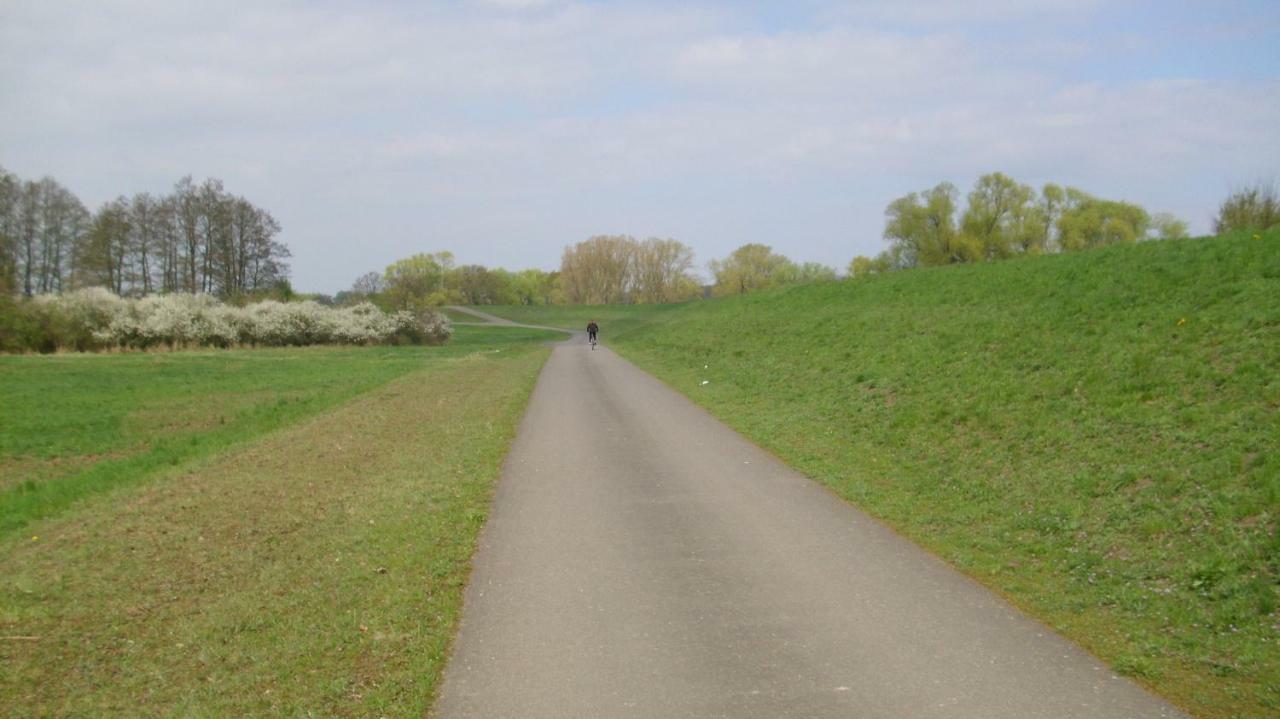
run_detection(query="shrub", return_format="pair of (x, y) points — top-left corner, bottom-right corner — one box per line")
(1, 289), (452, 353)
(1214, 183), (1280, 233)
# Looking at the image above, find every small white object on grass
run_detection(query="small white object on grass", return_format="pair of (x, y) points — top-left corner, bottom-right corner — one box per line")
(700, 380), (710, 385)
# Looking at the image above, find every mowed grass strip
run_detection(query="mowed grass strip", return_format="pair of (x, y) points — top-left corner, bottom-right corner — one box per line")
(592, 232), (1275, 718)
(1, 332), (553, 716)
(0, 326), (550, 537)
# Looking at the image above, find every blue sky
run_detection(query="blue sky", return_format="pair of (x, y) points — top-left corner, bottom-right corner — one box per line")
(2, 0), (1278, 292)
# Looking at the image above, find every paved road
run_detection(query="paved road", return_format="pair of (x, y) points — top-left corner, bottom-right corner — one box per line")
(434, 334), (1185, 718)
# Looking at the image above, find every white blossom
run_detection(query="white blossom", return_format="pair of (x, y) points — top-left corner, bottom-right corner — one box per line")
(27, 288), (452, 351)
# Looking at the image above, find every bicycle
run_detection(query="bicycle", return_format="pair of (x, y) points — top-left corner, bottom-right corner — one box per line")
(589, 334), (598, 350)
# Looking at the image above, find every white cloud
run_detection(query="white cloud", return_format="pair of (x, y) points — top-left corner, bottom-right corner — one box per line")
(1, 1), (1276, 291)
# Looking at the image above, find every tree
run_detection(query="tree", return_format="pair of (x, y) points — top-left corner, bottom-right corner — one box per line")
(0, 169), (290, 299)
(1038, 183), (1067, 251)
(847, 255), (874, 278)
(220, 196), (285, 298)
(1214, 183), (1280, 233)
(1149, 213), (1189, 240)
(632, 238), (699, 303)
(559, 236), (636, 304)
(76, 199), (132, 294)
(507, 268), (555, 305)
(961, 172), (1045, 258)
(795, 262), (837, 283)
(35, 178), (89, 294)
(448, 264), (518, 305)
(883, 183), (978, 267)
(0, 168), (17, 293)
(708, 243), (797, 296)
(1056, 188), (1149, 251)
(128, 193), (160, 294)
(382, 253), (450, 311)
(17, 179), (39, 295)
(351, 271), (385, 297)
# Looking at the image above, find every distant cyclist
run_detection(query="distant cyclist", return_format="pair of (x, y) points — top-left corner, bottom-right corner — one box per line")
(586, 320), (599, 345)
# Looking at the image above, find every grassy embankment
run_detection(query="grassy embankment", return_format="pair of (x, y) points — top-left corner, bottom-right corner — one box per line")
(475, 303), (686, 338)
(1, 324), (559, 716)
(487, 230), (1280, 718)
(438, 307), (478, 323)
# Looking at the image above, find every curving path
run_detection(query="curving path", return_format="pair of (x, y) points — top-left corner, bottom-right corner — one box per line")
(433, 323), (1185, 718)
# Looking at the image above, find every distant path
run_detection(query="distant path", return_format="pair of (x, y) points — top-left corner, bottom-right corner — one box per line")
(434, 336), (1185, 718)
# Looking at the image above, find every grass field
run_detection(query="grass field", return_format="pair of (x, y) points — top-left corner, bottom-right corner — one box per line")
(474, 303), (687, 337)
(438, 307), (476, 323)
(1, 324), (559, 715)
(486, 230), (1280, 718)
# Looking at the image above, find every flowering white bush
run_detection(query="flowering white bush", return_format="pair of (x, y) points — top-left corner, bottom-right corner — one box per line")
(22, 289), (452, 352)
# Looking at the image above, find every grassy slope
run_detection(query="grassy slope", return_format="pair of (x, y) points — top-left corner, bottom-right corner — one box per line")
(476, 303), (687, 337)
(494, 231), (1280, 718)
(1, 325), (558, 715)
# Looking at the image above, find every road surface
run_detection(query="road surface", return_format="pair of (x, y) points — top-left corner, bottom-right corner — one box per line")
(434, 332), (1185, 718)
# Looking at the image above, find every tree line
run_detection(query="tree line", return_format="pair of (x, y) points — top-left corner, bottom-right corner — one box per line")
(340, 237), (848, 311)
(354, 174), (1279, 309)
(0, 167), (290, 300)
(847, 172), (1193, 276)
(8, 165), (1270, 312)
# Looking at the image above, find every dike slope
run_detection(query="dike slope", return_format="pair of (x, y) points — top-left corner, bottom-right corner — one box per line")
(603, 230), (1279, 717)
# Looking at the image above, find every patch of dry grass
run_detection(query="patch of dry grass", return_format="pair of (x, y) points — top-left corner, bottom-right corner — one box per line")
(1, 343), (550, 716)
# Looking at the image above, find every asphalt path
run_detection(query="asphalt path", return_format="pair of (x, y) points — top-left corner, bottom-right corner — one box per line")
(434, 330), (1185, 718)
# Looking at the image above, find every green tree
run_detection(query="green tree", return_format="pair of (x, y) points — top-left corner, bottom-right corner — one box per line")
(1037, 183), (1067, 250)
(447, 264), (520, 305)
(708, 243), (797, 296)
(1056, 189), (1150, 252)
(883, 183), (979, 267)
(847, 255), (874, 278)
(795, 262), (837, 283)
(1150, 213), (1190, 240)
(1214, 183), (1280, 233)
(506, 268), (552, 305)
(382, 252), (452, 311)
(961, 172), (1039, 259)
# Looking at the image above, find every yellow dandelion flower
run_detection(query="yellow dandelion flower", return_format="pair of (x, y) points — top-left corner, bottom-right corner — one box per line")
(31, 535), (38, 541)
(1177, 318), (1187, 326)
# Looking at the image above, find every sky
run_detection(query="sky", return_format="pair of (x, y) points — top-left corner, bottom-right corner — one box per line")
(2, 0), (1278, 292)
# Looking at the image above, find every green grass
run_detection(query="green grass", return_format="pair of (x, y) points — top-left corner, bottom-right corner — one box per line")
(439, 307), (476, 323)
(1, 324), (557, 715)
(475, 303), (687, 337)
(493, 231), (1280, 718)
(0, 325), (559, 537)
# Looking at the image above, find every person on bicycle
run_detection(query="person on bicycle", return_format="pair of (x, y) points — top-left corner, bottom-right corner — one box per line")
(586, 320), (599, 344)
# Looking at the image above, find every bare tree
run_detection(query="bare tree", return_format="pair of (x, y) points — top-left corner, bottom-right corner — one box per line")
(0, 168), (290, 299)
(18, 180), (40, 295)
(632, 238), (699, 303)
(352, 271), (384, 296)
(0, 168), (18, 293)
(128, 193), (160, 294)
(76, 198), (132, 294)
(559, 235), (637, 304)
